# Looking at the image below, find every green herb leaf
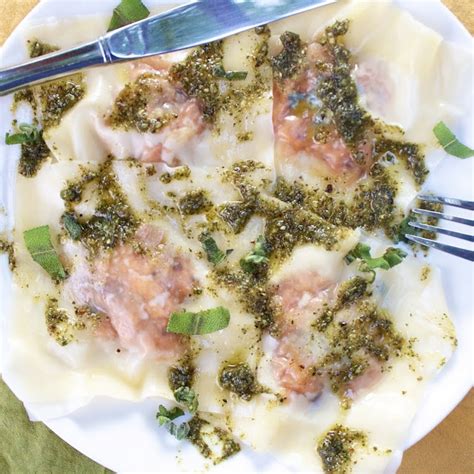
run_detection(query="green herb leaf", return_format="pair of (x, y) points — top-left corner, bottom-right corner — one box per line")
(345, 243), (407, 276)
(107, 0), (150, 32)
(23, 225), (66, 281)
(156, 405), (189, 441)
(213, 64), (248, 81)
(156, 405), (185, 425)
(240, 236), (269, 273)
(433, 121), (474, 159)
(174, 386), (198, 414)
(61, 213), (82, 240)
(5, 124), (41, 145)
(199, 233), (227, 265)
(167, 307), (230, 335)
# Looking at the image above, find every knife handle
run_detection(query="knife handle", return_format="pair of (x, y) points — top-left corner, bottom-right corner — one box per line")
(0, 39), (111, 96)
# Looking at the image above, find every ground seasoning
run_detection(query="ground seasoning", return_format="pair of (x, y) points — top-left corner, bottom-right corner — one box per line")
(168, 358), (195, 392)
(317, 424), (367, 473)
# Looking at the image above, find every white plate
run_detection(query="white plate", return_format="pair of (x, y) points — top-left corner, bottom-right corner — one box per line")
(0, 1), (473, 472)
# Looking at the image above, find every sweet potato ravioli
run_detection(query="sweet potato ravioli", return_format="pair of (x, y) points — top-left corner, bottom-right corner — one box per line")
(2, 1), (471, 472)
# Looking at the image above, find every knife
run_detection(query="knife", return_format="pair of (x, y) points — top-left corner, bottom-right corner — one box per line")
(0, 0), (335, 96)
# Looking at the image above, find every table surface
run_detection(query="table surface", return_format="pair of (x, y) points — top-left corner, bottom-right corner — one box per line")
(0, 1), (473, 473)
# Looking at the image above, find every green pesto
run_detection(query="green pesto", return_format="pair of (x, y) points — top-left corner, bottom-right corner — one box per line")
(59, 159), (139, 254)
(253, 25), (271, 68)
(218, 200), (256, 233)
(170, 41), (223, 121)
(271, 31), (306, 80)
(316, 21), (370, 145)
(159, 165), (191, 184)
(168, 358), (195, 392)
(264, 207), (340, 257)
(27, 39), (59, 58)
(317, 424), (367, 474)
(179, 190), (212, 215)
(0, 239), (16, 271)
(18, 131), (50, 177)
(214, 268), (275, 332)
(45, 298), (75, 346)
(187, 417), (241, 463)
(315, 296), (404, 395)
(219, 363), (259, 401)
(374, 138), (427, 186)
(170, 41), (269, 124)
(336, 277), (368, 307)
(273, 176), (305, 206)
(12, 88), (36, 112)
(37, 74), (86, 129)
(108, 73), (176, 133)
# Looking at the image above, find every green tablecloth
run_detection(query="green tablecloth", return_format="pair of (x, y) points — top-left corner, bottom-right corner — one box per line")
(0, 377), (110, 474)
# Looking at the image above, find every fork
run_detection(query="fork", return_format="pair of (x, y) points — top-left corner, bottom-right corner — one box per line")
(405, 195), (474, 261)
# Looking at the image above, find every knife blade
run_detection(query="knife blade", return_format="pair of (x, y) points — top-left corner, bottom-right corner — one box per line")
(0, 0), (336, 96)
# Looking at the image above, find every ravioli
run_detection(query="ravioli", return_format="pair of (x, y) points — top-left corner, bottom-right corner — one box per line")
(0, 0), (470, 472)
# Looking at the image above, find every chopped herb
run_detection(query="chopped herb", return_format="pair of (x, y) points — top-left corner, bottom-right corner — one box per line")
(167, 307), (230, 335)
(61, 213), (82, 240)
(345, 243), (407, 279)
(5, 123), (40, 145)
(174, 386), (198, 414)
(156, 405), (189, 441)
(199, 233), (227, 265)
(213, 65), (248, 81)
(433, 121), (474, 159)
(23, 225), (66, 281)
(108, 0), (150, 32)
(240, 236), (269, 273)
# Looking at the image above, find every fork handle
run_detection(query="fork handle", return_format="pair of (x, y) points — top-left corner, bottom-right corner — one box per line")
(0, 39), (111, 96)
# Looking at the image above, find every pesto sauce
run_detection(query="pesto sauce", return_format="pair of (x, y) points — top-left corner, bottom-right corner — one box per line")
(0, 239), (15, 271)
(27, 39), (59, 58)
(60, 159), (139, 255)
(219, 363), (259, 401)
(18, 131), (51, 177)
(313, 278), (404, 395)
(45, 298), (75, 346)
(271, 31), (306, 80)
(108, 73), (176, 133)
(317, 424), (367, 473)
(187, 417), (241, 463)
(178, 190), (213, 215)
(168, 358), (195, 392)
(159, 165), (191, 184)
(170, 41), (269, 125)
(37, 74), (86, 130)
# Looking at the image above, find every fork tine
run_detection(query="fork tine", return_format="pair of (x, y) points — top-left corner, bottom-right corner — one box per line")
(418, 195), (474, 211)
(405, 234), (474, 261)
(408, 221), (474, 242)
(412, 208), (474, 226)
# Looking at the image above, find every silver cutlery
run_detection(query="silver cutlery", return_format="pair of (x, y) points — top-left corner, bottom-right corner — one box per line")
(0, 0), (335, 96)
(405, 195), (474, 261)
